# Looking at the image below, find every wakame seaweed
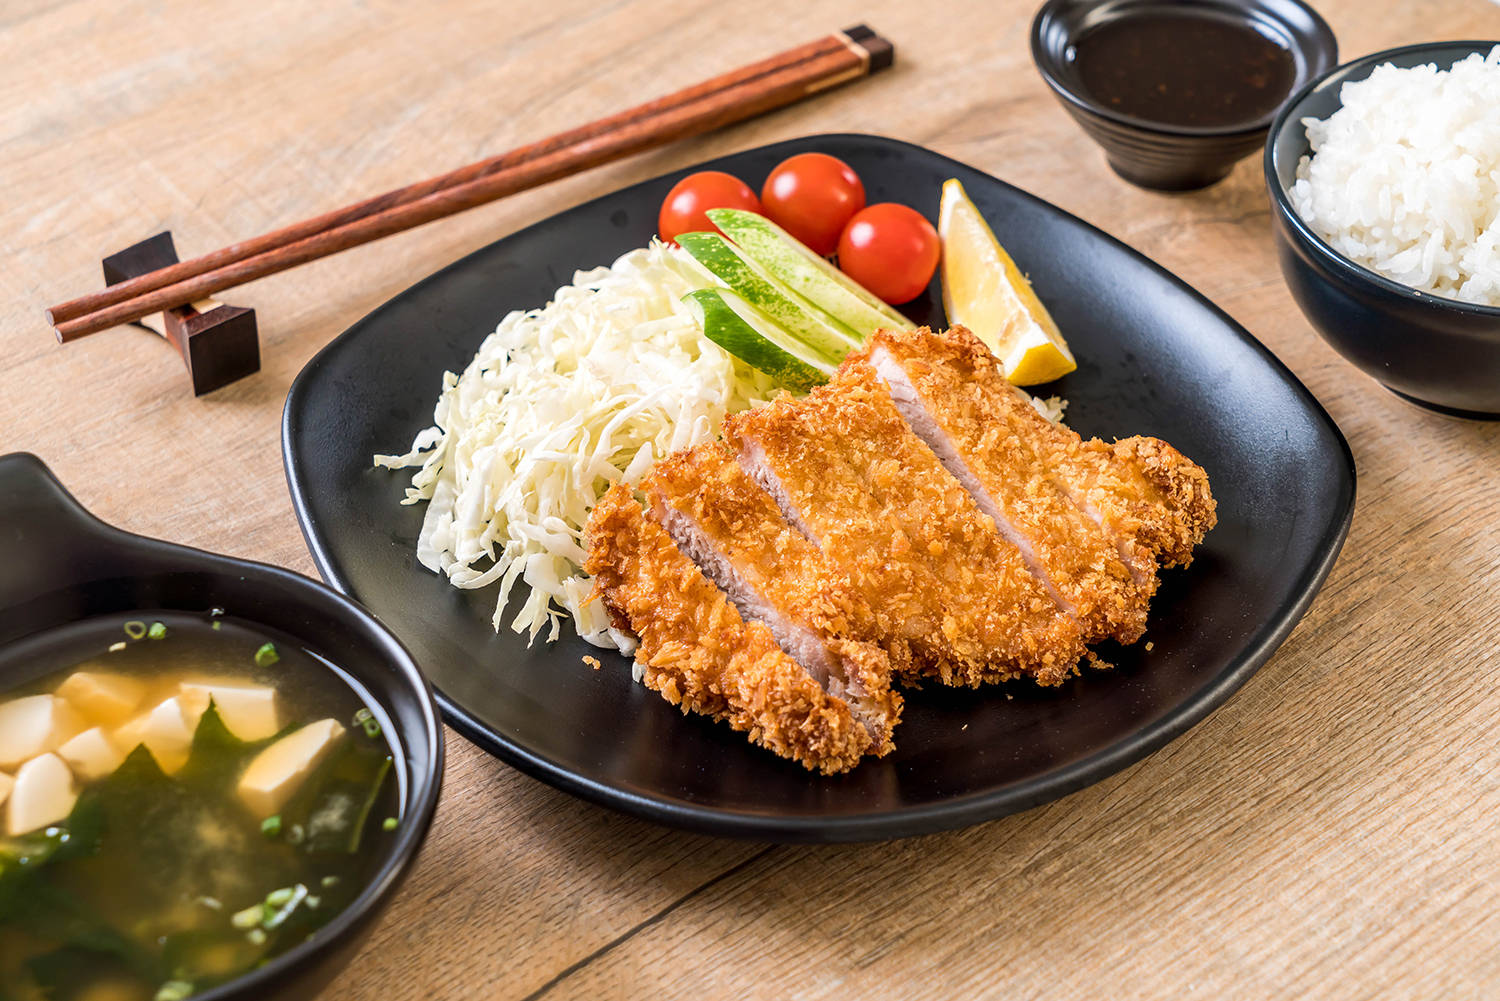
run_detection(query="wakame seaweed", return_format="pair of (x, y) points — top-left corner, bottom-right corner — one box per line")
(280, 740), (395, 855)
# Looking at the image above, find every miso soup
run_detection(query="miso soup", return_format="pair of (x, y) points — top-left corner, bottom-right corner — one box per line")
(0, 612), (401, 1001)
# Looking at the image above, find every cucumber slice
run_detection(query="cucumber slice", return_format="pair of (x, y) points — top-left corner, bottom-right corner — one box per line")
(677, 231), (862, 363)
(683, 288), (832, 393)
(707, 208), (911, 339)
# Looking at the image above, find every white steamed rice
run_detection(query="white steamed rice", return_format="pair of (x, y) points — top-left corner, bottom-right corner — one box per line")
(1290, 46), (1500, 307)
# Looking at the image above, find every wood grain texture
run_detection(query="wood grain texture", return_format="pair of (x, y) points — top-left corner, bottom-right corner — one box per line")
(48, 28), (886, 338)
(2, 1), (1498, 998)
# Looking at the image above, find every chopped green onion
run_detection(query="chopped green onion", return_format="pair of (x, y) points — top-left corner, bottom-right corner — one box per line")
(254, 642), (279, 667)
(305, 894), (321, 909)
(108, 641), (126, 653)
(247, 928), (267, 946)
(320, 875), (340, 888)
(354, 708), (381, 739)
(154, 981), (193, 1001)
(261, 884), (308, 930)
(231, 905), (263, 930)
(209, 606), (225, 617)
(382, 817), (398, 832)
(260, 815), (282, 838)
(123, 620), (146, 640)
(197, 896), (222, 911)
(286, 823), (305, 845)
(147, 621), (167, 640)
(212, 621), (222, 631)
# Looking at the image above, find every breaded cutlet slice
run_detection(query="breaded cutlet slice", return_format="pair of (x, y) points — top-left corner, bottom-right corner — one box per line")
(584, 484), (875, 774)
(645, 443), (903, 754)
(852, 326), (1152, 645)
(894, 327), (1216, 577)
(1074, 435), (1217, 571)
(723, 365), (1087, 688)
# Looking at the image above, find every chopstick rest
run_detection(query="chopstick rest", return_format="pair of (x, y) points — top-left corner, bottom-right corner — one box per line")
(102, 233), (261, 395)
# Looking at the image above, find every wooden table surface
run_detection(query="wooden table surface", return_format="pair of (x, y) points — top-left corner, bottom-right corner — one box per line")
(5, 0), (1499, 997)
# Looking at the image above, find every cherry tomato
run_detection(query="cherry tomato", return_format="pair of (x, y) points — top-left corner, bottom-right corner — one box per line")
(658, 171), (762, 242)
(836, 203), (940, 305)
(760, 153), (866, 255)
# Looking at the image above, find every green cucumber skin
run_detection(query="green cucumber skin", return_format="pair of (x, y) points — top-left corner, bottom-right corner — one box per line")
(676, 232), (861, 363)
(684, 289), (827, 394)
(707, 209), (910, 337)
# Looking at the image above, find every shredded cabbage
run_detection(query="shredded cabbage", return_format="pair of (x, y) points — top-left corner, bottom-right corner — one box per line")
(375, 242), (776, 652)
(1031, 395), (1067, 423)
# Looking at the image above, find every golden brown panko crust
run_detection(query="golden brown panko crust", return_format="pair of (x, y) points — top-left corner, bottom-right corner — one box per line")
(582, 323), (1216, 767)
(878, 326), (1216, 578)
(1104, 436), (1217, 569)
(851, 326), (1153, 646)
(645, 444), (903, 754)
(723, 364), (1088, 688)
(583, 484), (873, 774)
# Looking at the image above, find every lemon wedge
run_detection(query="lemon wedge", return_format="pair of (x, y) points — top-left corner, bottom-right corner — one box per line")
(939, 178), (1076, 385)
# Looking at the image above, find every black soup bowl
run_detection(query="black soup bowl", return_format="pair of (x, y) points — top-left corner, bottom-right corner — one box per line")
(0, 452), (444, 1001)
(1032, 0), (1337, 190)
(1266, 40), (1500, 419)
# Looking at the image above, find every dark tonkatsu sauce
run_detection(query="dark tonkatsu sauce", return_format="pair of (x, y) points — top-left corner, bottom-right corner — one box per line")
(1073, 11), (1296, 128)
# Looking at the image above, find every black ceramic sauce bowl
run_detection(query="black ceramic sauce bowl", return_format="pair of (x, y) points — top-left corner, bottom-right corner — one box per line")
(0, 452), (444, 1001)
(1032, 0), (1337, 190)
(1266, 40), (1500, 419)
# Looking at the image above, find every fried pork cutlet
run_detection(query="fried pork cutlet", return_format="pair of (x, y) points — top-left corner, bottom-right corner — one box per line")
(853, 326), (1153, 645)
(584, 484), (879, 774)
(723, 364), (1088, 688)
(645, 443), (903, 754)
(883, 326), (1215, 579)
(1070, 435), (1217, 572)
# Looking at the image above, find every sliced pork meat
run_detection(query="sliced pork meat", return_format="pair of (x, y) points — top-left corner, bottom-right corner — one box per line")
(864, 326), (1215, 578)
(851, 326), (1153, 645)
(582, 323), (1216, 767)
(645, 444), (903, 753)
(722, 363), (1087, 688)
(584, 484), (875, 774)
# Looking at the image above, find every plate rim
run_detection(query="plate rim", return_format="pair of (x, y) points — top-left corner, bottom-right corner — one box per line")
(283, 132), (1356, 842)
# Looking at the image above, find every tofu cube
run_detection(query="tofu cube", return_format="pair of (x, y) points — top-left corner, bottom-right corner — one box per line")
(0, 772), (11, 809)
(110, 697), (199, 774)
(57, 726), (127, 782)
(238, 718), (346, 818)
(6, 752), (77, 836)
(56, 671), (146, 728)
(179, 681), (280, 742)
(0, 695), (86, 769)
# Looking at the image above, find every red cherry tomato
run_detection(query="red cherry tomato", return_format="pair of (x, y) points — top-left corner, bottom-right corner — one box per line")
(760, 153), (866, 255)
(836, 203), (940, 305)
(658, 171), (762, 242)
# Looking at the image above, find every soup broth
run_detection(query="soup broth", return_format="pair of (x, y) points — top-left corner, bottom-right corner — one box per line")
(0, 613), (400, 1001)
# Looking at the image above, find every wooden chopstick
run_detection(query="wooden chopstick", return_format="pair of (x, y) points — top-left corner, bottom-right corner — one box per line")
(47, 31), (851, 330)
(49, 26), (894, 343)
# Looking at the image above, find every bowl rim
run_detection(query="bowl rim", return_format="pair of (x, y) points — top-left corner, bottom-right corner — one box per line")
(1264, 39), (1500, 321)
(1030, 0), (1338, 140)
(0, 451), (445, 1001)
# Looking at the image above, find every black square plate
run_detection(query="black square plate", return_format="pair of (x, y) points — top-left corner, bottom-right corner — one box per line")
(283, 134), (1353, 842)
